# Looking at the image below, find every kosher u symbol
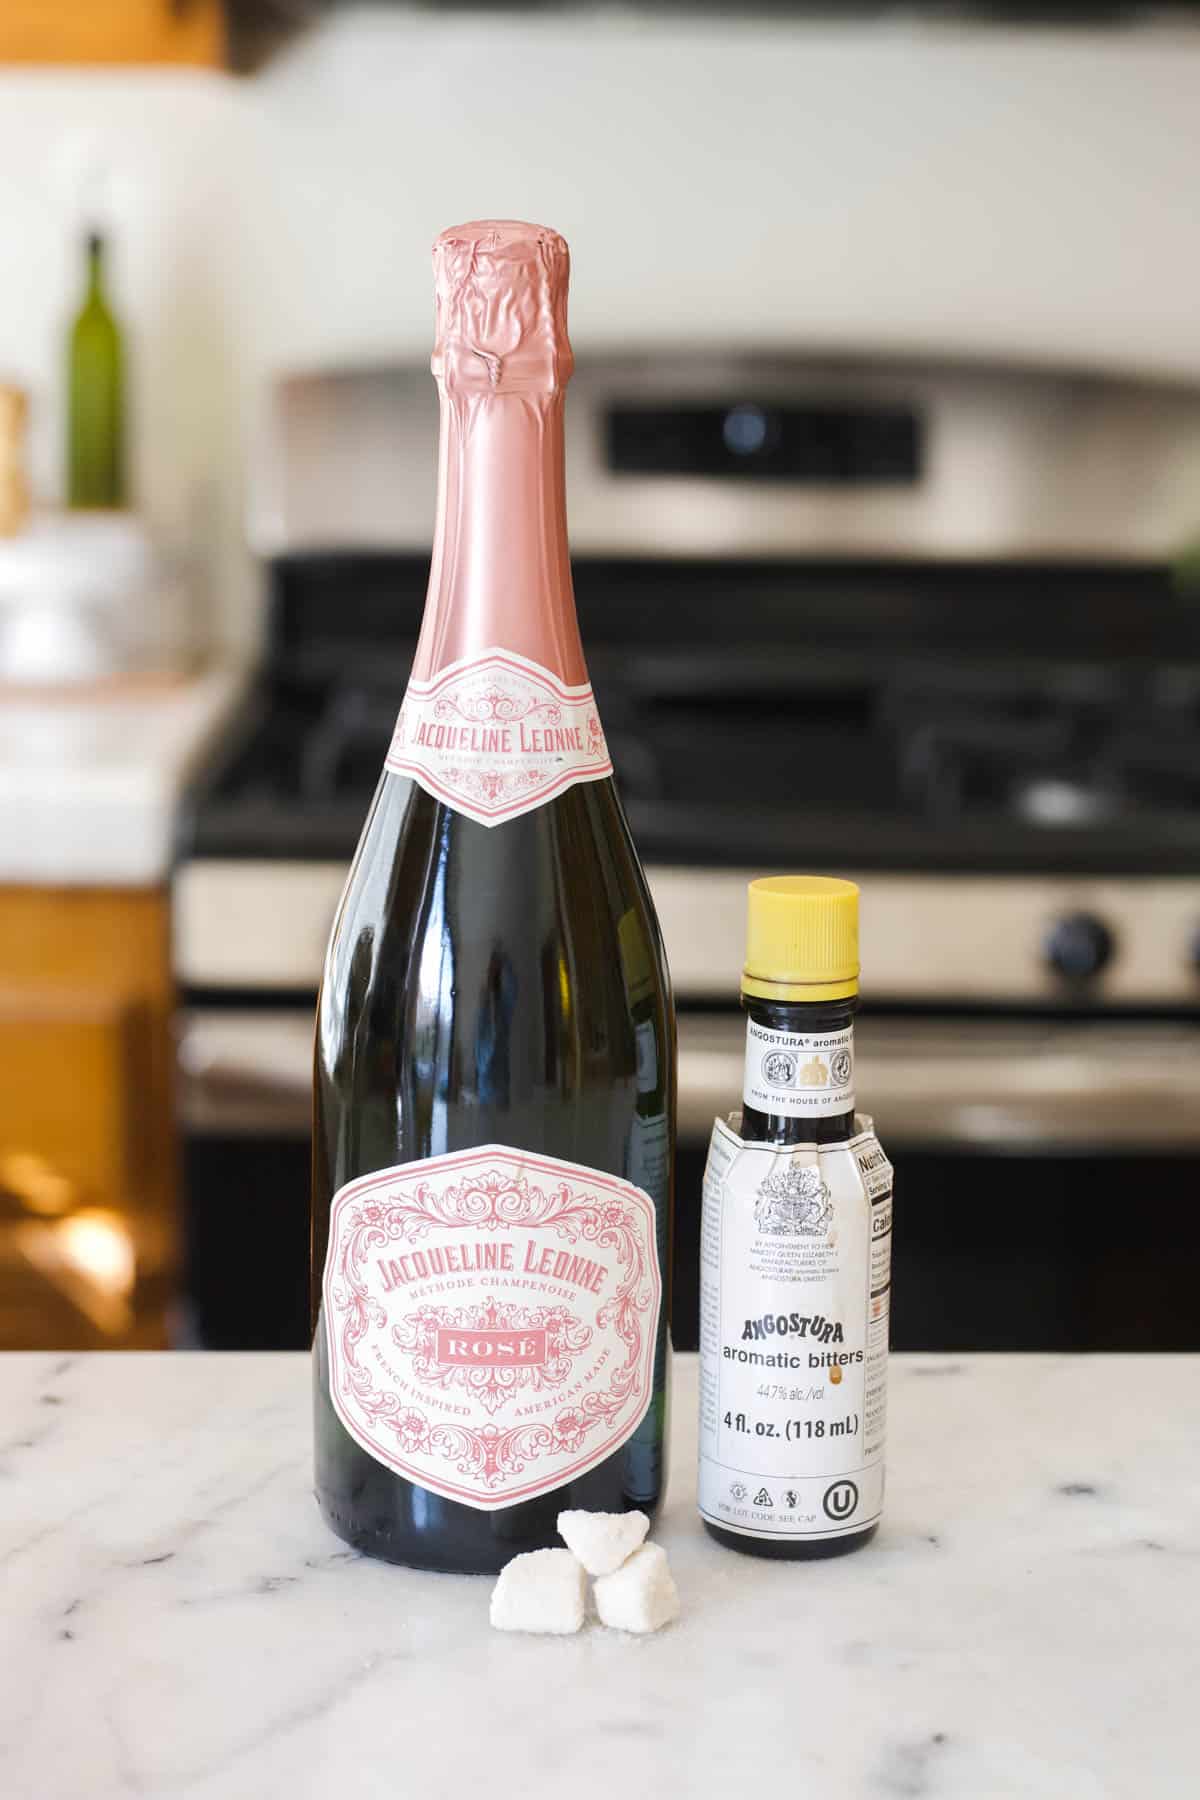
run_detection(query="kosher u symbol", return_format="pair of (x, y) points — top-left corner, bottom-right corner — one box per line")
(822, 1479), (859, 1522)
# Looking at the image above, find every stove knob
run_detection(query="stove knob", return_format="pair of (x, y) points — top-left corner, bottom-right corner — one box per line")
(1043, 912), (1115, 983)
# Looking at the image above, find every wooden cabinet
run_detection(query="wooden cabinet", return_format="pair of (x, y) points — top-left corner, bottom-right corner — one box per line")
(0, 888), (177, 1349)
(0, 1), (225, 67)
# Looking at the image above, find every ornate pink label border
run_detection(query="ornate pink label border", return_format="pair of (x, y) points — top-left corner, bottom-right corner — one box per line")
(385, 648), (613, 826)
(323, 1144), (662, 1511)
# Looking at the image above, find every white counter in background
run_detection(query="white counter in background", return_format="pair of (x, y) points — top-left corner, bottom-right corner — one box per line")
(0, 666), (248, 886)
(0, 1352), (1194, 1799)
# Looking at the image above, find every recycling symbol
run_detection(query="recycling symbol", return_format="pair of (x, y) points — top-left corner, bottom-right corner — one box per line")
(753, 1487), (774, 1508)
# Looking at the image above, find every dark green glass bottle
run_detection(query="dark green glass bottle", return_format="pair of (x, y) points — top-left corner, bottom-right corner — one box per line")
(311, 221), (676, 1574)
(67, 233), (125, 510)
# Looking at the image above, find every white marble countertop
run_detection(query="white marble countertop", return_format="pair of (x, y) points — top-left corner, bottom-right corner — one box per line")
(0, 665), (247, 886)
(1, 1353), (1194, 1800)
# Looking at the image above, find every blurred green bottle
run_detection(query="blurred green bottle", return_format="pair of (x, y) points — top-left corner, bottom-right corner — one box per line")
(67, 233), (125, 509)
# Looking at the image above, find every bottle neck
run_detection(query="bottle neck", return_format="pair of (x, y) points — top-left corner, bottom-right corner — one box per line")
(740, 992), (858, 1146)
(85, 236), (105, 304)
(412, 385), (587, 685)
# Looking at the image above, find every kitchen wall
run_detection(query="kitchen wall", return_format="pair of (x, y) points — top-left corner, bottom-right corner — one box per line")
(3, 10), (1200, 651)
(0, 69), (248, 648)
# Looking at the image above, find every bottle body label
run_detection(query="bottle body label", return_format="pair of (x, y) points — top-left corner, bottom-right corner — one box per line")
(386, 647), (612, 826)
(323, 1144), (662, 1511)
(698, 1116), (892, 1542)
(743, 1018), (855, 1119)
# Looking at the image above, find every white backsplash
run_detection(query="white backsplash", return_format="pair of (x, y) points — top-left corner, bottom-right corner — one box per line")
(0, 70), (249, 651)
(2, 13), (1200, 653)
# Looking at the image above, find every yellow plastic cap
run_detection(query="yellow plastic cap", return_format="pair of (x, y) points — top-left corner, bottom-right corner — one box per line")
(742, 875), (860, 1002)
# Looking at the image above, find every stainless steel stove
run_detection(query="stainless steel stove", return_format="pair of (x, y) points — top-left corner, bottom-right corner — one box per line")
(174, 353), (1200, 1352)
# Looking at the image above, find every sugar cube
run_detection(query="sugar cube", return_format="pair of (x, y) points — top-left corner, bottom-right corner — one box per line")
(556, 1508), (650, 1577)
(489, 1548), (587, 1635)
(593, 1542), (679, 1635)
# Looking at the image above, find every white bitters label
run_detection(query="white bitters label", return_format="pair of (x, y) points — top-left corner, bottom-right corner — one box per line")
(323, 1144), (661, 1511)
(743, 1019), (855, 1119)
(698, 1116), (892, 1542)
(386, 647), (612, 827)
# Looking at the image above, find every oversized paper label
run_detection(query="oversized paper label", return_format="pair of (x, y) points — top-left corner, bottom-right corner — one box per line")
(698, 1116), (892, 1542)
(385, 648), (612, 826)
(323, 1144), (662, 1510)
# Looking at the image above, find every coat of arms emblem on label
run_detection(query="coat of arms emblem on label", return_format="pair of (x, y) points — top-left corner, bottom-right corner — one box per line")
(386, 647), (612, 826)
(323, 1145), (662, 1510)
(753, 1161), (834, 1237)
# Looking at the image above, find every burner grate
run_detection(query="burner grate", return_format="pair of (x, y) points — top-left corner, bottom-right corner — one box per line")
(185, 623), (1200, 873)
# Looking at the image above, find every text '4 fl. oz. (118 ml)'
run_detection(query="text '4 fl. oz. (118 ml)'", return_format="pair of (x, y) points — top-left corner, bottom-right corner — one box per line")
(698, 877), (893, 1558)
(311, 222), (675, 1574)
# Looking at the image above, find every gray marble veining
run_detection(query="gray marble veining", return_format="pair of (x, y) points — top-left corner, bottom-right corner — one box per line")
(1, 1352), (1195, 1799)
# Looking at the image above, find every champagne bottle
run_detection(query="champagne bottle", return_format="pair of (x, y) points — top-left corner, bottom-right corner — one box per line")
(312, 221), (675, 1574)
(67, 232), (126, 510)
(698, 878), (892, 1558)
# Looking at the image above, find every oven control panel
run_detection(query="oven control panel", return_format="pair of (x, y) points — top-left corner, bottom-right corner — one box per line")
(175, 860), (1200, 1007)
(646, 870), (1200, 1006)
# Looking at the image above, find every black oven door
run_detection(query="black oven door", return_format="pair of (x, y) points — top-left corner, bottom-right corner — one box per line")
(178, 1008), (1200, 1354)
(674, 1014), (1200, 1354)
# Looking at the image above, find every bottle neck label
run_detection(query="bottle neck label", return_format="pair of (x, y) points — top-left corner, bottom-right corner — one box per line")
(386, 646), (612, 826)
(742, 1016), (856, 1120)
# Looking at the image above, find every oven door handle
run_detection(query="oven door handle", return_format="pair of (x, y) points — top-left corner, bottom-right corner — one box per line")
(179, 1010), (314, 1136)
(180, 1011), (1200, 1152)
(678, 1029), (1200, 1150)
